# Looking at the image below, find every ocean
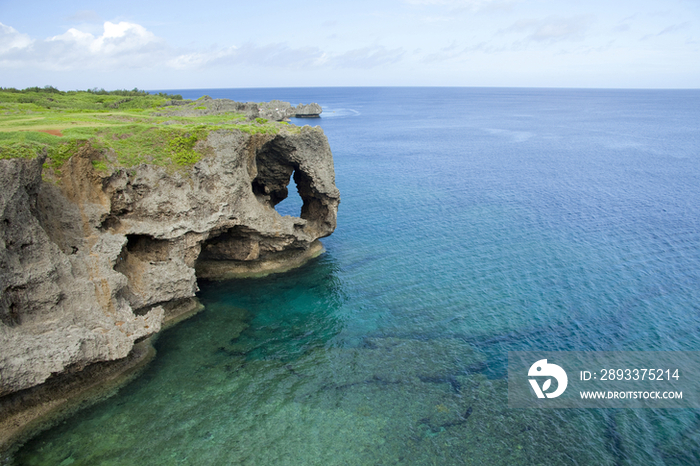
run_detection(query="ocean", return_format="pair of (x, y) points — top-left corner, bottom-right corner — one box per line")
(15, 87), (700, 465)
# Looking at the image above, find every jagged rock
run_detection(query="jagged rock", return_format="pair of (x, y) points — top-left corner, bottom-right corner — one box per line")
(155, 98), (322, 121)
(293, 103), (322, 118)
(0, 155), (164, 397)
(257, 101), (322, 120)
(0, 120), (339, 396)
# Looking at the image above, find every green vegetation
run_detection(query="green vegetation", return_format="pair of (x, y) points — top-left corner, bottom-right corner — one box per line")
(91, 160), (108, 171)
(0, 87), (291, 176)
(0, 85), (179, 99)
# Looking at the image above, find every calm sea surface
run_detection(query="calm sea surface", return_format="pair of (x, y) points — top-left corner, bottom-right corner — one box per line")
(16, 88), (700, 465)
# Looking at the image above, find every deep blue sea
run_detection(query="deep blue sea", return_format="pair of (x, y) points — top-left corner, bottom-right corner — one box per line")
(16, 88), (700, 465)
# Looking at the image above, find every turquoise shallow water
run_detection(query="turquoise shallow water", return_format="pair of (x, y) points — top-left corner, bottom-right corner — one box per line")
(15, 88), (700, 465)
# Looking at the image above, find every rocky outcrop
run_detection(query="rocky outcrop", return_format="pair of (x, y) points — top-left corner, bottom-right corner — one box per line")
(154, 98), (322, 121)
(0, 122), (339, 397)
(291, 103), (323, 118)
(258, 101), (322, 119)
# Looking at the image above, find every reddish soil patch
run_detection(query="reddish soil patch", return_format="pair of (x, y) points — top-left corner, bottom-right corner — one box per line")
(37, 129), (63, 137)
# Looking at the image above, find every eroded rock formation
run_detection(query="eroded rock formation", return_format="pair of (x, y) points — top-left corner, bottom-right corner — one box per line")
(0, 121), (339, 397)
(154, 97), (321, 120)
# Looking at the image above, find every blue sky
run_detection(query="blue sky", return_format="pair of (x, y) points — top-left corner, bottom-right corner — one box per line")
(1, 0), (698, 89)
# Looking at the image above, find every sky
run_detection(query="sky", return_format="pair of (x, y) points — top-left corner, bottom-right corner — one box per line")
(0, 0), (698, 90)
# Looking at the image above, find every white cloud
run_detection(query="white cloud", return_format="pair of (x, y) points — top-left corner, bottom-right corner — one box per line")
(88, 21), (158, 55)
(169, 43), (329, 69)
(64, 10), (102, 23)
(329, 46), (405, 68)
(0, 22), (404, 73)
(51, 28), (96, 45)
(406, 0), (486, 4)
(611, 15), (636, 34)
(45, 21), (164, 59)
(1, 21), (169, 70)
(404, 0), (516, 12)
(641, 22), (692, 41)
(419, 14), (596, 63)
(0, 23), (32, 54)
(421, 41), (507, 63)
(172, 43), (404, 70)
(657, 22), (691, 36)
(217, 43), (327, 68)
(503, 15), (595, 43)
(167, 47), (235, 69)
(406, 0), (499, 7)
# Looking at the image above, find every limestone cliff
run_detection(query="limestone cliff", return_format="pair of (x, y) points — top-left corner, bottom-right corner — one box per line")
(0, 120), (339, 397)
(155, 97), (321, 120)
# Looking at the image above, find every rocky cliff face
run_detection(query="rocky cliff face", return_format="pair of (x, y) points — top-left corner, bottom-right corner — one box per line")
(0, 123), (339, 397)
(155, 97), (321, 120)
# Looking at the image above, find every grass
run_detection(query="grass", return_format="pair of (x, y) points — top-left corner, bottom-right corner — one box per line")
(0, 88), (296, 176)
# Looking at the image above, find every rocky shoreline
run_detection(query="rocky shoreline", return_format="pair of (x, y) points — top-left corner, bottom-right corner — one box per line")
(0, 297), (203, 462)
(0, 99), (339, 458)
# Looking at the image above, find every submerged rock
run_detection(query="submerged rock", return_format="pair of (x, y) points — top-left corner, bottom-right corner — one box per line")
(0, 120), (339, 397)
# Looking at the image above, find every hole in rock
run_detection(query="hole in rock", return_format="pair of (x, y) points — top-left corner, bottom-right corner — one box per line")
(251, 139), (306, 218)
(1, 301), (21, 326)
(117, 234), (170, 263)
(274, 171), (303, 218)
(113, 235), (173, 310)
(197, 226), (258, 262)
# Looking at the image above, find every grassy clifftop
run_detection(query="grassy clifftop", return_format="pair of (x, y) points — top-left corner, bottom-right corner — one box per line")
(0, 87), (290, 177)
